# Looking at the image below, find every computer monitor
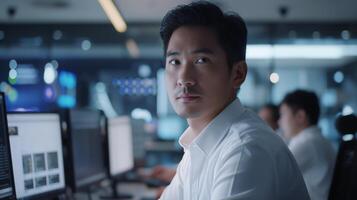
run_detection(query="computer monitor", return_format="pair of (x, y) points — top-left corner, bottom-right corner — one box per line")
(0, 93), (16, 200)
(7, 112), (66, 199)
(108, 116), (134, 177)
(63, 109), (107, 192)
(100, 116), (134, 199)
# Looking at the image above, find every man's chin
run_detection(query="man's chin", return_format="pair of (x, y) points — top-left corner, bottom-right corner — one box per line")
(174, 107), (202, 119)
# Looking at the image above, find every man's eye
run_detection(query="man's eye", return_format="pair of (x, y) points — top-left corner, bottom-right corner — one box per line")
(196, 57), (208, 64)
(169, 59), (180, 65)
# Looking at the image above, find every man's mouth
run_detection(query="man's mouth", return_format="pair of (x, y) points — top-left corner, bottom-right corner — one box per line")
(176, 94), (201, 102)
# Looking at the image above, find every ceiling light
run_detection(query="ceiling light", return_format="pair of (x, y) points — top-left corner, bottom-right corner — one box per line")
(98, 0), (127, 32)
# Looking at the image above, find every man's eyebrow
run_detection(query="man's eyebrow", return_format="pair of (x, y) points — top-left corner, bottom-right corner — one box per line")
(166, 48), (215, 57)
(166, 51), (180, 57)
(191, 48), (215, 54)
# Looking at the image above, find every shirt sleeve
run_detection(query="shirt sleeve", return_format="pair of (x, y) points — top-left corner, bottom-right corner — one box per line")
(211, 142), (278, 200)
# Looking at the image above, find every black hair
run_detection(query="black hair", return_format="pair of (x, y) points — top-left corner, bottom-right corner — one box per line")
(160, 1), (247, 68)
(262, 103), (280, 122)
(281, 89), (320, 125)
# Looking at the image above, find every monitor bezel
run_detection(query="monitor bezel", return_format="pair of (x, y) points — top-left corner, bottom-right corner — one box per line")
(6, 111), (67, 200)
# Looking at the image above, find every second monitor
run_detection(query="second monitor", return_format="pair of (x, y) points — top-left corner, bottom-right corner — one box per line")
(62, 109), (107, 193)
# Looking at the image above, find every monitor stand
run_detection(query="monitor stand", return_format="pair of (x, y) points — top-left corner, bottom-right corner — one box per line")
(100, 179), (133, 199)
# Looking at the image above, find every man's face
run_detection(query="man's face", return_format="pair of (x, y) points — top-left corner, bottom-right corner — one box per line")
(165, 26), (239, 120)
(279, 104), (299, 138)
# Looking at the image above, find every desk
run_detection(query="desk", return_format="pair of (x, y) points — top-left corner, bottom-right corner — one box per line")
(117, 182), (157, 200)
(72, 182), (157, 200)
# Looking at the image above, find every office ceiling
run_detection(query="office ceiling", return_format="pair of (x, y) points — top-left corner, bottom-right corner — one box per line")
(0, 0), (357, 23)
(0, 0), (356, 69)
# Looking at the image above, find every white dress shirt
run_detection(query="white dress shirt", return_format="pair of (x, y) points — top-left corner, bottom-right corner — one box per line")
(160, 99), (310, 200)
(288, 126), (336, 200)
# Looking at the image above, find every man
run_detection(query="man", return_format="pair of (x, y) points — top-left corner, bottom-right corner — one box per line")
(258, 104), (280, 131)
(279, 89), (336, 200)
(160, 2), (309, 199)
(258, 103), (288, 142)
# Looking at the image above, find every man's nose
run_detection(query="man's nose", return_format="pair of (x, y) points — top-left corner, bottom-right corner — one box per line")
(177, 63), (196, 87)
(177, 79), (195, 87)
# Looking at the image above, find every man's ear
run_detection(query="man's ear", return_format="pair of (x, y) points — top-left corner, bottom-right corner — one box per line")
(231, 61), (247, 89)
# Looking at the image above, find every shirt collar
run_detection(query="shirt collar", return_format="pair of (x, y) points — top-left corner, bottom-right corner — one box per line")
(179, 98), (245, 155)
(293, 125), (321, 140)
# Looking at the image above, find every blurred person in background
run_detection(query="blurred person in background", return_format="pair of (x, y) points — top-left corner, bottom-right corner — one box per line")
(258, 103), (280, 131)
(259, 103), (288, 143)
(279, 89), (336, 200)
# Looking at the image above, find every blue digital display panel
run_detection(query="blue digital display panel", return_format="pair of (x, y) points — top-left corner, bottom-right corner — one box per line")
(0, 65), (77, 111)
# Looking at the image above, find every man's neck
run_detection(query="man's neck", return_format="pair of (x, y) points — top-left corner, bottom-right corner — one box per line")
(187, 98), (235, 137)
(187, 117), (211, 137)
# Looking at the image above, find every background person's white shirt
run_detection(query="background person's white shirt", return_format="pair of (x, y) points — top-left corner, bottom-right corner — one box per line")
(160, 99), (310, 200)
(288, 126), (336, 200)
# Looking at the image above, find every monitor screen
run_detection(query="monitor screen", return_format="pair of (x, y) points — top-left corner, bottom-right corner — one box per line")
(7, 113), (65, 199)
(68, 109), (107, 189)
(0, 93), (16, 199)
(108, 116), (134, 177)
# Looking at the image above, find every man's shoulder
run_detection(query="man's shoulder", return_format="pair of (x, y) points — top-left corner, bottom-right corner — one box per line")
(221, 109), (288, 156)
(227, 109), (280, 143)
